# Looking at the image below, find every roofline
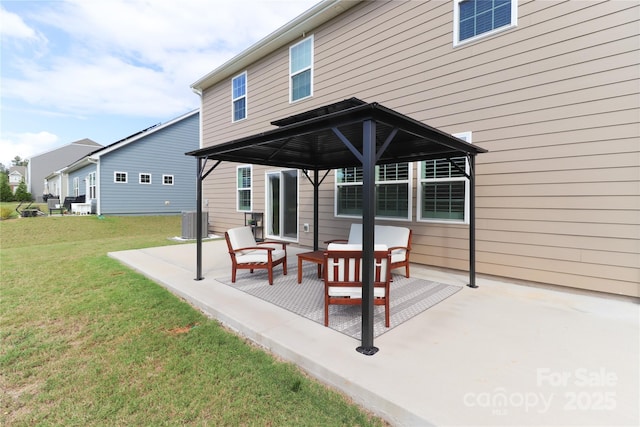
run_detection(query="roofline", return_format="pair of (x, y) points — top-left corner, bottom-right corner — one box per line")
(63, 109), (199, 173)
(191, 0), (362, 92)
(27, 138), (101, 161)
(90, 109), (199, 160)
(60, 157), (93, 174)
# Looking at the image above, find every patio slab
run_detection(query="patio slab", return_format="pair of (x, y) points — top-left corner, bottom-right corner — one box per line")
(109, 240), (639, 427)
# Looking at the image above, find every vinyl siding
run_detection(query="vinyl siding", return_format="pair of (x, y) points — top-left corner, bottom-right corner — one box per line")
(67, 165), (97, 197)
(200, 0), (640, 296)
(99, 113), (199, 215)
(28, 140), (101, 201)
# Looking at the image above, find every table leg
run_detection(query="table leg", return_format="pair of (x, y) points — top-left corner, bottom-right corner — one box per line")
(297, 257), (303, 284)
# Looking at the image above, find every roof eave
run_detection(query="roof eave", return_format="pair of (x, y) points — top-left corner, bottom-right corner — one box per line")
(190, 0), (362, 92)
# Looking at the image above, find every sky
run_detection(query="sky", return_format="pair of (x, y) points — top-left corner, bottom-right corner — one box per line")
(0, 0), (318, 168)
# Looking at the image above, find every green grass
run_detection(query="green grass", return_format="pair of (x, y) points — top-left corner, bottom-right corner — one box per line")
(1, 215), (385, 426)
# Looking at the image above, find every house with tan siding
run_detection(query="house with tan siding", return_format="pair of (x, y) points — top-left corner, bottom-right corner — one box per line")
(191, 0), (639, 297)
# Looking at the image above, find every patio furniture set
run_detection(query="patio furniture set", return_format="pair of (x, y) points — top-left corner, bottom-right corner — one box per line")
(224, 224), (412, 328)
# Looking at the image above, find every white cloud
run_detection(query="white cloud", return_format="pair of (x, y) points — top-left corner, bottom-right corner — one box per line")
(0, 0), (318, 164)
(1, 0), (318, 119)
(0, 131), (60, 167)
(0, 6), (39, 40)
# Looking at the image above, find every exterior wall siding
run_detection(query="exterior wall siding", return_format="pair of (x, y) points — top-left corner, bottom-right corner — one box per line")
(99, 112), (199, 215)
(28, 139), (101, 201)
(200, 0), (640, 296)
(67, 164), (97, 197)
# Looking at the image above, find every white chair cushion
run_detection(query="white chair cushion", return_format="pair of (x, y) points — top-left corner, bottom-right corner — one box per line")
(236, 249), (286, 264)
(227, 226), (257, 255)
(328, 286), (386, 298)
(390, 251), (406, 263)
(375, 225), (410, 249)
(347, 224), (363, 244)
(344, 224), (409, 263)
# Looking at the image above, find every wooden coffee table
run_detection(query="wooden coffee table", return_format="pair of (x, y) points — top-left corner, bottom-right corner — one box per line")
(296, 250), (324, 284)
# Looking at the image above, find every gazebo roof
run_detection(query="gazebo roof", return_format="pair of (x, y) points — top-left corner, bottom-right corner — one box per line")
(187, 98), (487, 355)
(186, 98), (486, 168)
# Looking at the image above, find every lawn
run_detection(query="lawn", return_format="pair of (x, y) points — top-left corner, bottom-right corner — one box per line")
(0, 215), (385, 426)
(0, 201), (49, 220)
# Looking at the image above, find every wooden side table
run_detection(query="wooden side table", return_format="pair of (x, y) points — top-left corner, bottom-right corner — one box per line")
(296, 250), (324, 284)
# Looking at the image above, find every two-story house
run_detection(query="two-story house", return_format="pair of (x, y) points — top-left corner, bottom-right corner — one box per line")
(8, 166), (27, 194)
(191, 0), (639, 297)
(28, 138), (102, 202)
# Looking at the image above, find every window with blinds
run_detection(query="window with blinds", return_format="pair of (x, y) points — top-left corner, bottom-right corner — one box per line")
(335, 163), (411, 220)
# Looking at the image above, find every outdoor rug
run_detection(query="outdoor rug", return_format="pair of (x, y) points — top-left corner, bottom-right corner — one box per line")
(216, 263), (462, 340)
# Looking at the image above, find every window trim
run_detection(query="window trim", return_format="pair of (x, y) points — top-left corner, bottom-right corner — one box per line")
(334, 162), (412, 221)
(162, 174), (174, 186)
(88, 172), (96, 199)
(417, 132), (472, 224)
(236, 165), (252, 212)
(73, 176), (80, 197)
(114, 171), (127, 184)
(453, 0), (517, 47)
(289, 35), (314, 103)
(139, 173), (152, 185)
(231, 71), (247, 122)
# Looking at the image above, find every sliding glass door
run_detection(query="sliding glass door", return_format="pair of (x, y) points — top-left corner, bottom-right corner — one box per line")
(266, 170), (298, 240)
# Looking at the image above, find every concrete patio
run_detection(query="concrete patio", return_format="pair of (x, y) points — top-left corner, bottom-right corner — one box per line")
(109, 239), (639, 426)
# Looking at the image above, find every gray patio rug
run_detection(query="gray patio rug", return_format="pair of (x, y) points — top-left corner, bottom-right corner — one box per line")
(216, 263), (462, 340)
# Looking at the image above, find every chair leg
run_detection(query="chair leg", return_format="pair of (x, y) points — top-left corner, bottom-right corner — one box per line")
(268, 264), (274, 285)
(231, 266), (237, 283)
(385, 301), (390, 327)
(405, 263), (410, 278)
(324, 301), (329, 326)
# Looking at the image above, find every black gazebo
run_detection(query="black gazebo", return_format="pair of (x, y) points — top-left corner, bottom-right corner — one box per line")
(186, 98), (487, 355)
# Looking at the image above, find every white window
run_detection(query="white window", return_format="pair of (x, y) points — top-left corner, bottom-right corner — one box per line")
(237, 165), (252, 212)
(454, 0), (517, 46)
(231, 72), (247, 122)
(335, 162), (412, 220)
(114, 171), (127, 183)
(417, 132), (472, 223)
(163, 175), (174, 185)
(88, 172), (96, 199)
(139, 173), (151, 184)
(289, 36), (313, 102)
(73, 177), (80, 197)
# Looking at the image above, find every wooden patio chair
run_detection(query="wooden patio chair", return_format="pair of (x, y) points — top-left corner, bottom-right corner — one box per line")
(323, 243), (392, 328)
(225, 226), (287, 285)
(325, 224), (413, 277)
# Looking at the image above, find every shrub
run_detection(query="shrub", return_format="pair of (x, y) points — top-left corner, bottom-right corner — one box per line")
(0, 207), (14, 220)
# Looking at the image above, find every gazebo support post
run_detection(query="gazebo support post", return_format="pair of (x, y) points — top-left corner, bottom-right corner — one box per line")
(468, 154), (478, 288)
(195, 157), (221, 281)
(357, 119), (378, 356)
(313, 169), (319, 251)
(195, 157), (204, 280)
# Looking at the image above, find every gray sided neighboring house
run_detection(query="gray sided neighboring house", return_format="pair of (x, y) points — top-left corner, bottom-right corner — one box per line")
(29, 139), (102, 201)
(63, 110), (199, 215)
